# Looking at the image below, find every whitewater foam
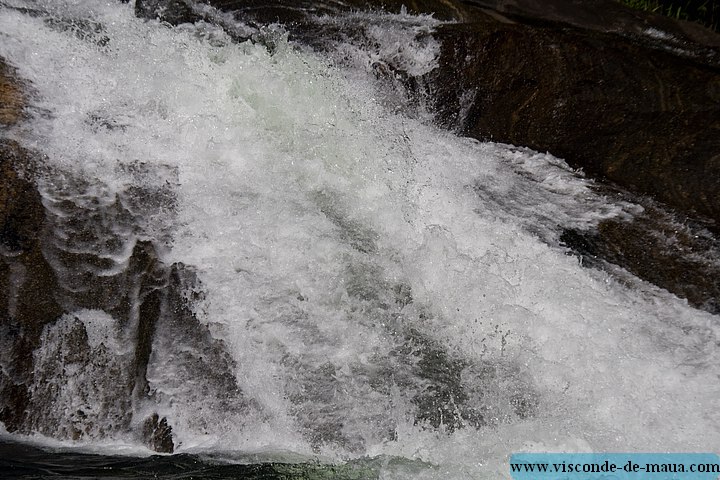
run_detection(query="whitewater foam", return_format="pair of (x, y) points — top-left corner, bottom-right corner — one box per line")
(0, 1), (718, 478)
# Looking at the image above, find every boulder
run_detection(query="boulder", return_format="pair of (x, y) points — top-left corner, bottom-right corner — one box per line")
(561, 197), (720, 314)
(426, 19), (720, 230)
(1, 59), (64, 430)
(142, 413), (174, 454)
(460, 0), (720, 49)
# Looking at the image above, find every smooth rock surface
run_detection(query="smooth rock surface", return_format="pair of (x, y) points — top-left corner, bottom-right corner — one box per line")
(427, 20), (720, 228)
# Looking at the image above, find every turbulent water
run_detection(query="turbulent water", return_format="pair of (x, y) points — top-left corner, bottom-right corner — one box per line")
(1, 1), (719, 478)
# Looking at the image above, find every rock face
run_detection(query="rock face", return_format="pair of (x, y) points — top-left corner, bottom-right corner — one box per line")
(142, 413), (174, 454)
(427, 19), (720, 230)
(0, 139), (64, 434)
(561, 195), (720, 314)
(461, 0), (720, 49)
(419, 4), (720, 308)
(0, 57), (242, 452)
(0, 61), (26, 125)
(135, 0), (489, 24)
(1, 60), (61, 434)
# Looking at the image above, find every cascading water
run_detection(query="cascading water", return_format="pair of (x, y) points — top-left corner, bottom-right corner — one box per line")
(0, 1), (718, 478)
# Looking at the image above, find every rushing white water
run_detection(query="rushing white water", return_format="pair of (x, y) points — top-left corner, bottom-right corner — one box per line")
(1, 1), (719, 478)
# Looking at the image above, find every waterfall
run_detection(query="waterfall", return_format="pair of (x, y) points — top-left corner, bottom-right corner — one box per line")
(0, 1), (718, 478)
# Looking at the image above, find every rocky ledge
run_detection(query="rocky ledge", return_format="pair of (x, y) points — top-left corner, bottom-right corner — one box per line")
(427, 13), (720, 231)
(0, 56), (245, 453)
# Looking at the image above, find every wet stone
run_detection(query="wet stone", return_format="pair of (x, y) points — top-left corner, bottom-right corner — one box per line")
(142, 413), (174, 453)
(561, 197), (720, 315)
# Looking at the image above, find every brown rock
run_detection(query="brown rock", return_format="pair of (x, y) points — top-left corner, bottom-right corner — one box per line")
(0, 59), (25, 127)
(142, 413), (174, 453)
(0, 139), (63, 432)
(460, 0), (720, 49)
(427, 20), (720, 229)
(203, 0), (488, 22)
(561, 197), (720, 314)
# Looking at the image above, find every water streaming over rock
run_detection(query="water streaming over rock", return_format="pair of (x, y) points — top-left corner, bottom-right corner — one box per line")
(0, 1), (718, 478)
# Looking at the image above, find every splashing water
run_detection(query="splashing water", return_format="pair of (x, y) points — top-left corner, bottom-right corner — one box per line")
(0, 1), (718, 478)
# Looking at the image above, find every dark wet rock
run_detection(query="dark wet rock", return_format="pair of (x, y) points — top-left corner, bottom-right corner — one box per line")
(0, 60), (238, 452)
(561, 196), (720, 315)
(43, 17), (110, 48)
(144, 263), (247, 426)
(133, 0), (492, 48)
(0, 60), (26, 127)
(126, 241), (167, 398)
(25, 314), (136, 440)
(18, 235), (243, 451)
(426, 20), (720, 229)
(461, 0), (720, 50)
(0, 139), (63, 433)
(36, 168), (173, 316)
(142, 413), (174, 453)
(0, 161), (240, 450)
(199, 0), (488, 24)
(135, 0), (201, 25)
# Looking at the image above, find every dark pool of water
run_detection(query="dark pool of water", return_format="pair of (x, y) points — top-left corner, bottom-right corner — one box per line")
(0, 440), (378, 479)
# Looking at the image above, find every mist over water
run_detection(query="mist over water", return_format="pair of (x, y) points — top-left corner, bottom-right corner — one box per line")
(1, 1), (718, 478)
